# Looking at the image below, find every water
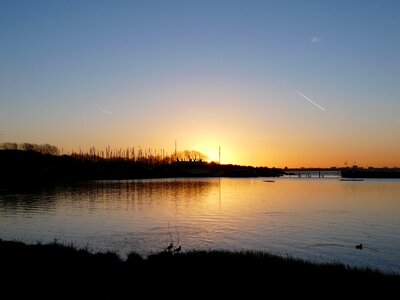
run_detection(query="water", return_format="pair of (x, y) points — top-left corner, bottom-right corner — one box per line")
(1, 178), (399, 273)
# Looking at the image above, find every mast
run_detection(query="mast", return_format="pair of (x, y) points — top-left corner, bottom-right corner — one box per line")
(175, 140), (177, 161)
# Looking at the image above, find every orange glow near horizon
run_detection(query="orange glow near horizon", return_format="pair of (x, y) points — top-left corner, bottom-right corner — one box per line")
(53, 137), (400, 169)
(6, 77), (399, 169)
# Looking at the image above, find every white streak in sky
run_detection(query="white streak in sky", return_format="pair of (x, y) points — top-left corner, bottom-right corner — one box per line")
(103, 110), (112, 114)
(295, 90), (326, 111)
(311, 36), (321, 44)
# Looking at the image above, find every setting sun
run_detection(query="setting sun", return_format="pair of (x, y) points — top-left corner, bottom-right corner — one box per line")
(203, 149), (219, 163)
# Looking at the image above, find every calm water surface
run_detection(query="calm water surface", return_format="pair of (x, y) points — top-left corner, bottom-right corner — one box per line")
(1, 178), (399, 273)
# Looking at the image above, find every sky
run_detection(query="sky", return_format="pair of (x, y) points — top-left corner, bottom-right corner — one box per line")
(1, 0), (399, 167)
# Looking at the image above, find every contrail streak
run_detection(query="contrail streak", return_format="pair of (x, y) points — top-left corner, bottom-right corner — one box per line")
(295, 90), (325, 111)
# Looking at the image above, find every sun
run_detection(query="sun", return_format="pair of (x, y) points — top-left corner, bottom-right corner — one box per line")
(190, 140), (221, 163)
(203, 149), (219, 163)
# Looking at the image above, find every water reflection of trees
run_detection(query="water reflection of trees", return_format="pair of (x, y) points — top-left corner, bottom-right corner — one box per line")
(0, 180), (219, 213)
(78, 180), (219, 211)
(0, 185), (65, 213)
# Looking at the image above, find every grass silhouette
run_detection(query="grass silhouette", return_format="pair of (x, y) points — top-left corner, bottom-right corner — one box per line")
(1, 239), (398, 296)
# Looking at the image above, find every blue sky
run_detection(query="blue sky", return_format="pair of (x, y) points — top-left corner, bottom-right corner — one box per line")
(1, 0), (399, 167)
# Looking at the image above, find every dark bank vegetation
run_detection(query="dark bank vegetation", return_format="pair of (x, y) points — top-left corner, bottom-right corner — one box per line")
(0, 142), (283, 184)
(1, 239), (398, 294)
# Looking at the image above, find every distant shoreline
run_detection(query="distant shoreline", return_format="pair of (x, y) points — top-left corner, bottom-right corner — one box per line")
(2, 149), (400, 186)
(0, 149), (283, 185)
(341, 169), (400, 179)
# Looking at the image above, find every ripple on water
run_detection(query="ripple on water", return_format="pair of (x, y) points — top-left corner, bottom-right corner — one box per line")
(1, 178), (399, 273)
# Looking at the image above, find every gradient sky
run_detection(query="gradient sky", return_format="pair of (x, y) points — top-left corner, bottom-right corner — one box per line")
(1, 0), (399, 167)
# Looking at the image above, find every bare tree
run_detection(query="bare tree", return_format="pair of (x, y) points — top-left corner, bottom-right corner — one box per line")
(176, 150), (208, 162)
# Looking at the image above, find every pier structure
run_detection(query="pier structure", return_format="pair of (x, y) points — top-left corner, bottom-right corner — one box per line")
(285, 169), (341, 178)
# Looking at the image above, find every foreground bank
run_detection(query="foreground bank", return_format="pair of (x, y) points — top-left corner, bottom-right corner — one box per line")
(1, 239), (398, 295)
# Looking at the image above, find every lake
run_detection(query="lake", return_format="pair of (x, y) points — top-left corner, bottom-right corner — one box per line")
(1, 177), (399, 273)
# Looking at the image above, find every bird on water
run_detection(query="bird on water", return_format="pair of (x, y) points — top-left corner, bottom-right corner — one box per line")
(174, 246), (181, 253)
(167, 243), (174, 251)
(355, 244), (363, 250)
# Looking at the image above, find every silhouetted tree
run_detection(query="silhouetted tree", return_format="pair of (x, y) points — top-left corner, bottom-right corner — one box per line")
(1, 142), (60, 155)
(21, 143), (36, 152)
(0, 143), (18, 150)
(176, 150), (208, 162)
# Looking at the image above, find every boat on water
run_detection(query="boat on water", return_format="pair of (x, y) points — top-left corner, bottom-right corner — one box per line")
(341, 168), (400, 179)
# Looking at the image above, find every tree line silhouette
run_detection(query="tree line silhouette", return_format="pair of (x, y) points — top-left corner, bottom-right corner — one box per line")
(1, 142), (60, 156)
(0, 142), (283, 185)
(0, 143), (207, 164)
